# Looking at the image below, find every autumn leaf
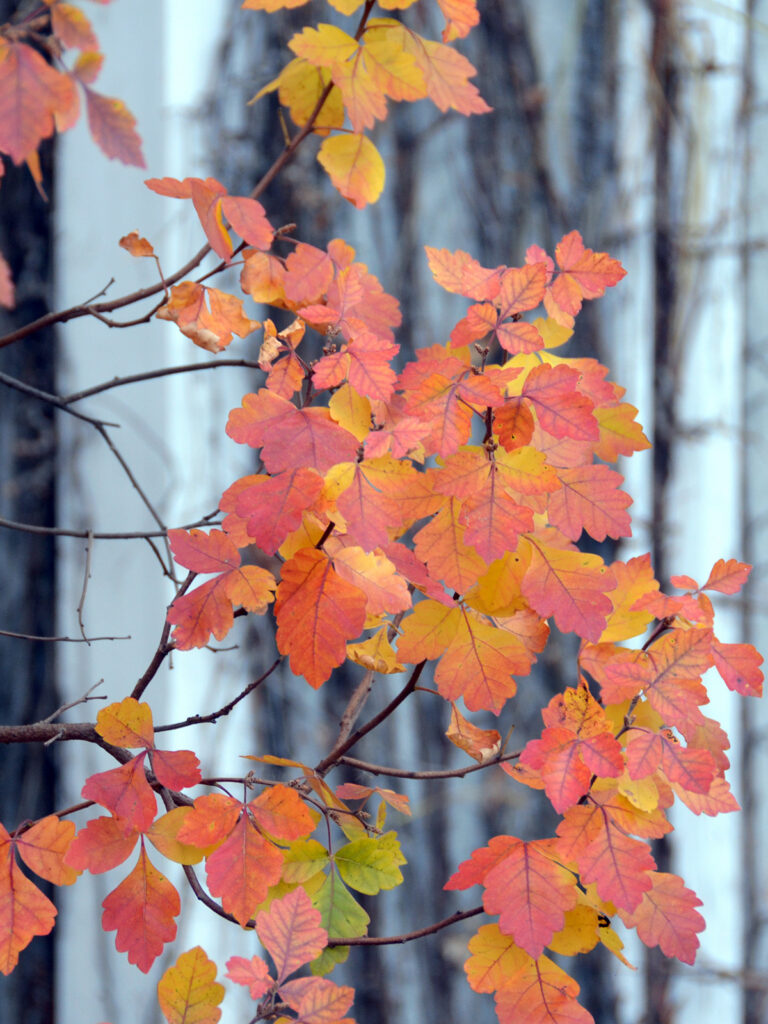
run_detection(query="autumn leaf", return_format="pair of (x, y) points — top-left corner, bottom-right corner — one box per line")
(0, 830), (58, 975)
(617, 871), (704, 965)
(257, 887), (328, 982)
(167, 528), (276, 650)
(225, 954), (272, 1000)
(521, 532), (616, 642)
(546, 230), (626, 324)
(158, 946), (225, 1024)
(274, 547), (368, 688)
(157, 281), (260, 353)
(446, 703), (501, 763)
(0, 39), (76, 163)
(83, 87), (145, 166)
(101, 845), (180, 972)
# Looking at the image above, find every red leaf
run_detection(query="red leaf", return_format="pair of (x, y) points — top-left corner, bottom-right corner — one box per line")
(256, 887), (327, 983)
(712, 640), (763, 697)
(101, 847), (180, 972)
(150, 748), (202, 790)
(522, 364), (598, 441)
(618, 871), (704, 965)
(84, 88), (144, 166)
(226, 954), (272, 999)
(65, 816), (138, 874)
(0, 40), (75, 163)
(235, 469), (325, 555)
(81, 753), (157, 832)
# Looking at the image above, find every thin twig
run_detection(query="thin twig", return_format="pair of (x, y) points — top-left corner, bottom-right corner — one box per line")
(154, 657), (282, 732)
(337, 750), (523, 780)
(62, 358), (264, 405)
(42, 681), (106, 723)
(0, 370), (120, 427)
(328, 905), (484, 947)
(76, 530), (94, 642)
(0, 629), (128, 642)
(0, 514), (221, 540)
(315, 662), (426, 775)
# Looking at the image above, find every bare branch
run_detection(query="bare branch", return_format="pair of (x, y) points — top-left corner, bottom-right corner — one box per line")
(62, 358), (264, 405)
(155, 658), (282, 732)
(0, 369), (120, 427)
(328, 905), (484, 947)
(337, 751), (523, 780)
(315, 661), (426, 775)
(0, 514), (220, 540)
(0, 629), (129, 643)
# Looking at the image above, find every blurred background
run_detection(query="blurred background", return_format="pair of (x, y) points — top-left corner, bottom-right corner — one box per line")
(1, 1), (767, 1022)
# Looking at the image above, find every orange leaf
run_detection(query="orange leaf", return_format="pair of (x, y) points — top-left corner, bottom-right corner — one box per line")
(119, 231), (154, 257)
(51, 3), (99, 51)
(0, 39), (75, 163)
(617, 871), (704, 965)
(446, 704), (501, 763)
(712, 640), (763, 697)
(330, 545), (412, 617)
(547, 230), (626, 321)
(235, 469), (325, 556)
(495, 955), (592, 1024)
(521, 363), (598, 441)
(257, 887), (328, 982)
(205, 815), (284, 926)
(412, 499), (486, 592)
(275, 548), (368, 688)
(101, 846), (180, 972)
(0, 834), (57, 975)
(167, 528), (276, 649)
(465, 923), (528, 993)
(15, 816), (78, 886)
(547, 464), (632, 543)
(702, 557), (752, 595)
(158, 946), (224, 1024)
(424, 246), (503, 301)
(84, 87), (144, 166)
(177, 794), (241, 848)
(95, 697), (154, 748)
(157, 281), (260, 353)
(436, 0), (480, 42)
(279, 975), (355, 1024)
(227, 390), (360, 474)
(249, 784), (316, 841)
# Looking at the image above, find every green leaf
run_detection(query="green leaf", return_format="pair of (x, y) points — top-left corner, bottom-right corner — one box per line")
(310, 871), (369, 976)
(282, 839), (330, 884)
(333, 832), (406, 894)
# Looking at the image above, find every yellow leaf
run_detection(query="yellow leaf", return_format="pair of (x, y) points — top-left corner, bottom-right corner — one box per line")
(617, 772), (659, 812)
(464, 550), (529, 616)
(148, 809), (214, 866)
(347, 627), (404, 674)
(318, 133), (385, 209)
(252, 58), (344, 135)
(288, 23), (358, 68)
(599, 924), (636, 969)
(329, 383), (372, 441)
(547, 904), (600, 956)
(533, 316), (573, 349)
(157, 946), (224, 1024)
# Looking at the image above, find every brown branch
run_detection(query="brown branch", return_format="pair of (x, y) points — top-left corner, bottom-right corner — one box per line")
(61, 358), (264, 405)
(337, 750), (523, 780)
(0, 628), (128, 642)
(328, 905), (484, 947)
(0, 369), (120, 427)
(154, 657), (282, 732)
(314, 661), (426, 775)
(0, 514), (220, 540)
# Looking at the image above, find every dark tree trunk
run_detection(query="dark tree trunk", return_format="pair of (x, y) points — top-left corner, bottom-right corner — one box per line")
(0, 86), (59, 1024)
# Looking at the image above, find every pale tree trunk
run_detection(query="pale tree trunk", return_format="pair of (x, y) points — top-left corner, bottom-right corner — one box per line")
(740, 2), (768, 1021)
